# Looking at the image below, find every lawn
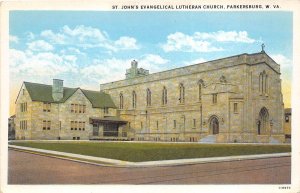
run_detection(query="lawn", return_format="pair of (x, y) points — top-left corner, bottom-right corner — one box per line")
(9, 141), (291, 162)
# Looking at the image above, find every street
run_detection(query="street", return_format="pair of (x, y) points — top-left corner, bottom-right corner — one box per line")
(8, 149), (291, 184)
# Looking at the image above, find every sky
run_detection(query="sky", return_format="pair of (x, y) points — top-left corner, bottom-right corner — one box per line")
(9, 11), (293, 115)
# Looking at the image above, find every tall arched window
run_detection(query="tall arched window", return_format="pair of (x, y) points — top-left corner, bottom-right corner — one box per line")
(162, 86), (167, 105)
(119, 93), (123, 109)
(179, 83), (185, 103)
(198, 79), (204, 102)
(132, 91), (136, 109)
(259, 71), (268, 95)
(146, 88), (151, 106)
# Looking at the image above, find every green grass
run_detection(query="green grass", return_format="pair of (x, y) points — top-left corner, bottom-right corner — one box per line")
(9, 141), (291, 162)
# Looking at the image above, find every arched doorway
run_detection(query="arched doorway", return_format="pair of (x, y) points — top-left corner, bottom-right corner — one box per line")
(258, 107), (269, 135)
(210, 116), (219, 135)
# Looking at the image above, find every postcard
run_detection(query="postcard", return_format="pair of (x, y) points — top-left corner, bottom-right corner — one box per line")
(1, 0), (299, 193)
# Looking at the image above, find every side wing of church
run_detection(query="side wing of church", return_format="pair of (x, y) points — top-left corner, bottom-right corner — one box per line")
(14, 51), (285, 143)
(100, 51), (285, 143)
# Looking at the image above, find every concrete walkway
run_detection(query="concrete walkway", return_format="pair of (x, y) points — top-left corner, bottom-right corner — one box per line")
(8, 144), (291, 167)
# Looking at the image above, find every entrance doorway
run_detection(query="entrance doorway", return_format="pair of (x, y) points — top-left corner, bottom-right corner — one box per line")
(210, 116), (219, 134)
(258, 107), (269, 135)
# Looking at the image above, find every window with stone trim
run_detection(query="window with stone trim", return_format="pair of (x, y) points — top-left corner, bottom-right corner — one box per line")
(146, 88), (151, 106)
(193, 119), (196, 128)
(20, 102), (27, 112)
(259, 71), (268, 95)
(234, 103), (238, 113)
(20, 120), (27, 130)
(42, 120), (50, 130)
(132, 91), (137, 108)
(198, 79), (204, 102)
(119, 93), (124, 109)
(71, 104), (86, 113)
(43, 102), (51, 112)
(212, 94), (217, 104)
(173, 120), (176, 129)
(179, 83), (185, 103)
(103, 107), (109, 114)
(162, 86), (167, 105)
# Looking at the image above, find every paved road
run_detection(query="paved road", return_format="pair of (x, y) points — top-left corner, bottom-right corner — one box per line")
(8, 149), (291, 184)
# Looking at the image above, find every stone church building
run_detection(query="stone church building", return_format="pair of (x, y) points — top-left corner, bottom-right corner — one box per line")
(15, 51), (285, 143)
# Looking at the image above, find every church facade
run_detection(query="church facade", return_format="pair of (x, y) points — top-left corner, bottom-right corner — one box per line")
(100, 51), (285, 143)
(14, 51), (285, 143)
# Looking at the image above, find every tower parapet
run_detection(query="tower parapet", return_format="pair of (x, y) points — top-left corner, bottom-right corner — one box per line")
(125, 60), (149, 79)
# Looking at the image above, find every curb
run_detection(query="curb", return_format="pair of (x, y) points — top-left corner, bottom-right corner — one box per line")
(8, 145), (291, 168)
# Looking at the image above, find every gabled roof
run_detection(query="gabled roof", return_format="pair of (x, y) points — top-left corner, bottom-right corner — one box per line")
(22, 82), (116, 108)
(81, 89), (116, 108)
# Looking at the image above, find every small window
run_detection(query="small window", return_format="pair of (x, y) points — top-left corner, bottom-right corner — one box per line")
(156, 121), (159, 129)
(43, 102), (51, 112)
(71, 104), (74, 113)
(212, 94), (217, 104)
(179, 83), (185, 104)
(132, 91), (137, 109)
(193, 119), (196, 128)
(173, 120), (176, 129)
(141, 121), (143, 128)
(73, 137), (76, 140)
(47, 121), (51, 130)
(75, 104), (78, 113)
(234, 103), (238, 113)
(285, 116), (289, 123)
(146, 89), (151, 106)
(103, 107), (109, 114)
(119, 93), (124, 109)
(43, 120), (47, 130)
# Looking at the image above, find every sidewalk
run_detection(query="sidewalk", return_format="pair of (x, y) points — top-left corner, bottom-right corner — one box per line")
(8, 144), (291, 167)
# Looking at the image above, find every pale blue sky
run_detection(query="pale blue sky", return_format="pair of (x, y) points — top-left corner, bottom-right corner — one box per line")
(9, 11), (293, 113)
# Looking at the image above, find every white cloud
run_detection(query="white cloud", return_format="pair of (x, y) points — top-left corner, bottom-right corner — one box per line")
(40, 25), (139, 52)
(41, 30), (65, 44)
(27, 40), (54, 52)
(115, 36), (139, 50)
(9, 35), (19, 43)
(183, 58), (207, 66)
(162, 31), (256, 53)
(10, 48), (77, 78)
(162, 32), (223, 53)
(138, 54), (169, 72)
(194, 31), (255, 43)
(270, 54), (292, 68)
(82, 54), (169, 83)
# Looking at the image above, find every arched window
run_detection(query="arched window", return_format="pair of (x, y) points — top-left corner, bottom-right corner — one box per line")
(119, 93), (123, 109)
(179, 83), (185, 103)
(259, 73), (263, 93)
(146, 88), (151, 106)
(132, 91), (136, 109)
(162, 86), (167, 105)
(265, 74), (268, 94)
(259, 71), (268, 95)
(198, 79), (204, 102)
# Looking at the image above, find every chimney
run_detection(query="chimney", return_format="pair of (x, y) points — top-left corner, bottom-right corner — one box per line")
(52, 79), (63, 101)
(131, 60), (138, 69)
